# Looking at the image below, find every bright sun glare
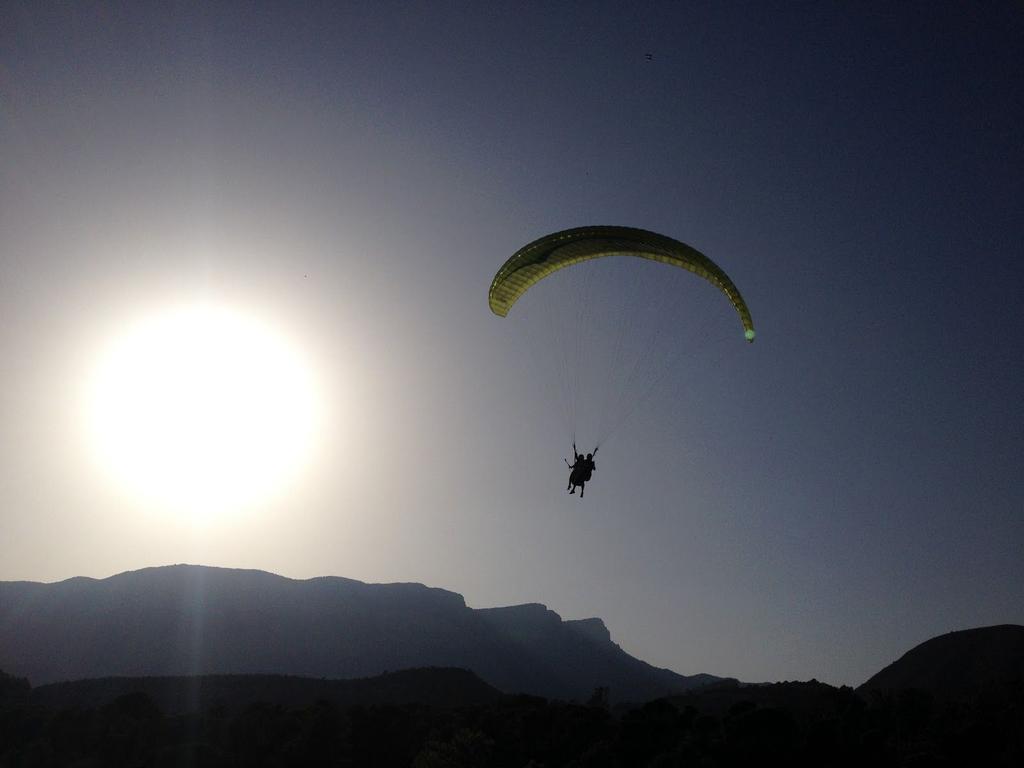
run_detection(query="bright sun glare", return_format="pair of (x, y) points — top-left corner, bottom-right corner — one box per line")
(84, 304), (321, 519)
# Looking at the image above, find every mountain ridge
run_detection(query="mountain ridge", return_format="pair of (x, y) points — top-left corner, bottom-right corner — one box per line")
(0, 563), (722, 703)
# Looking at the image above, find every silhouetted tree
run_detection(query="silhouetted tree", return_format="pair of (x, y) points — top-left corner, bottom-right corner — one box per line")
(586, 686), (610, 710)
(0, 670), (30, 706)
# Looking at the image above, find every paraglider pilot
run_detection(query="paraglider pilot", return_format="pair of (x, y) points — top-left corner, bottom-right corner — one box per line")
(566, 442), (597, 497)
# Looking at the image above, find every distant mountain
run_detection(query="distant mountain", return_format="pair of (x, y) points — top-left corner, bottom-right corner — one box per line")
(0, 565), (719, 703)
(477, 603), (723, 702)
(858, 624), (1024, 701)
(29, 667), (500, 714)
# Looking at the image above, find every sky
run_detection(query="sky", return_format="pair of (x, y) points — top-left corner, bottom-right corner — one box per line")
(1, 1), (1022, 687)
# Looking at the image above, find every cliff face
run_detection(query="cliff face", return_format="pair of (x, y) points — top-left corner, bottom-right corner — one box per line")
(566, 617), (612, 645)
(0, 565), (719, 703)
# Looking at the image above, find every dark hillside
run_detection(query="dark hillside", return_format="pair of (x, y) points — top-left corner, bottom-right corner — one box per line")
(29, 667), (499, 714)
(858, 625), (1024, 702)
(667, 678), (859, 719)
(3, 669), (1020, 766)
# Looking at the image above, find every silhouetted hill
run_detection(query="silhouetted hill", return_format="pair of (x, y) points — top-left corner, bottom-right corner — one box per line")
(29, 667), (499, 714)
(858, 624), (1024, 701)
(0, 565), (719, 703)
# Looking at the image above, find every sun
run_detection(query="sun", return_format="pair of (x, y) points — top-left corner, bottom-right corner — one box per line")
(83, 303), (321, 519)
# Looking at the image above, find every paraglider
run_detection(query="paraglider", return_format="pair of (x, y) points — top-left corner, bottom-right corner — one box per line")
(490, 225), (754, 496)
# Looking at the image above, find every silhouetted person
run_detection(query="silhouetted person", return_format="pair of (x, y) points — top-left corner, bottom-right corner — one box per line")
(567, 443), (597, 497)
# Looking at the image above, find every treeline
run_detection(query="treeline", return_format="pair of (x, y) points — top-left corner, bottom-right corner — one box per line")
(1, 673), (1022, 766)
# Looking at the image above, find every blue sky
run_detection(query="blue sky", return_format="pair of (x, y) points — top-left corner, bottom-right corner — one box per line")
(1, 1), (1021, 686)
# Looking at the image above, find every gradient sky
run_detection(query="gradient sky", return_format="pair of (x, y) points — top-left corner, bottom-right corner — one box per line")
(1, 1), (1021, 687)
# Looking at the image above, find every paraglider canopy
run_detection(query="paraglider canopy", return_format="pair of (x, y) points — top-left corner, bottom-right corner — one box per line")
(489, 225), (755, 342)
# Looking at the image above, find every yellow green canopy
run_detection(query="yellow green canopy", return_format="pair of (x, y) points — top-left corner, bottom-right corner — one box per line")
(489, 226), (755, 342)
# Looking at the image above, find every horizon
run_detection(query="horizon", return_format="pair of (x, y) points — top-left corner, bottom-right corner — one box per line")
(2, 1), (1022, 691)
